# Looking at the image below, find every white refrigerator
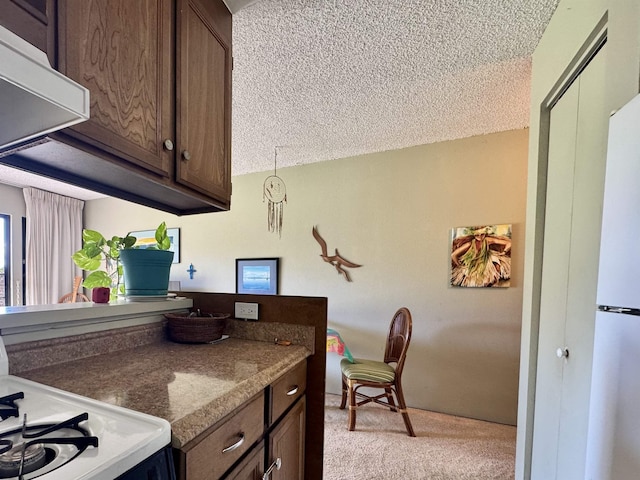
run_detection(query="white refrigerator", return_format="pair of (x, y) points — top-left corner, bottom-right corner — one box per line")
(585, 93), (640, 479)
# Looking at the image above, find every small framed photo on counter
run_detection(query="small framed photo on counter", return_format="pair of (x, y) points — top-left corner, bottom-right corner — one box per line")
(236, 258), (279, 295)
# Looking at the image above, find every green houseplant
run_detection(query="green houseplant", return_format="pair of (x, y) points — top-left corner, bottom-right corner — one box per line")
(72, 222), (173, 300)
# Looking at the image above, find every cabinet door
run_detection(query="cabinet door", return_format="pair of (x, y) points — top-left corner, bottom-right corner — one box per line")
(176, 0), (231, 204)
(58, 0), (173, 177)
(268, 396), (305, 480)
(225, 443), (264, 480)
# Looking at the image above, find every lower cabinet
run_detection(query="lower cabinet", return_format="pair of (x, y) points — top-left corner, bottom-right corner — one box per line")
(226, 444), (264, 480)
(227, 396), (306, 480)
(177, 391), (265, 480)
(175, 360), (307, 480)
(224, 396), (306, 480)
(268, 396), (305, 480)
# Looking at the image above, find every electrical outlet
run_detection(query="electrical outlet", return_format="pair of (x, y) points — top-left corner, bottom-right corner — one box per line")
(235, 302), (259, 320)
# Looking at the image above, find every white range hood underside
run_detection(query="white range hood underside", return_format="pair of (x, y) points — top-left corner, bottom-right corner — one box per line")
(0, 25), (89, 151)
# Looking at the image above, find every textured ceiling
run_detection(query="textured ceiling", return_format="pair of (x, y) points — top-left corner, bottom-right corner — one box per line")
(231, 0), (559, 176)
(0, 0), (558, 198)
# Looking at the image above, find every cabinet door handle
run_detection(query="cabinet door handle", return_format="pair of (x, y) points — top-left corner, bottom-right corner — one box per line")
(221, 433), (245, 453)
(181, 150), (191, 161)
(163, 139), (174, 151)
(286, 386), (299, 396)
(262, 457), (282, 480)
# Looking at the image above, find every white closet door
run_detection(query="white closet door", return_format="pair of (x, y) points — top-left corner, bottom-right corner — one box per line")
(531, 44), (607, 480)
(531, 71), (579, 480)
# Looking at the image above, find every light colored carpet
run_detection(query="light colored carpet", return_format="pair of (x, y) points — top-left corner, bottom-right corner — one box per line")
(323, 394), (516, 480)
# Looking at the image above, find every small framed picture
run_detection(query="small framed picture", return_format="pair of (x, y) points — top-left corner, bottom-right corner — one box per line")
(236, 258), (279, 295)
(130, 227), (181, 263)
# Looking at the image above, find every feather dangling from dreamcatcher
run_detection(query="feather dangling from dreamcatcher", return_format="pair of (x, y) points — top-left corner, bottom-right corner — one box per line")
(263, 147), (287, 237)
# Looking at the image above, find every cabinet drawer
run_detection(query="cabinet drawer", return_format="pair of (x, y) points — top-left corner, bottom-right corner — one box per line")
(185, 391), (265, 480)
(270, 361), (306, 425)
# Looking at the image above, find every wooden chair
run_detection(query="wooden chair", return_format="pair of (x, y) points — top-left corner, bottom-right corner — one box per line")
(339, 307), (416, 436)
(58, 276), (90, 303)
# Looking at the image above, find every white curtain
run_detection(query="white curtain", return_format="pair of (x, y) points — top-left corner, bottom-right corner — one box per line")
(23, 188), (84, 305)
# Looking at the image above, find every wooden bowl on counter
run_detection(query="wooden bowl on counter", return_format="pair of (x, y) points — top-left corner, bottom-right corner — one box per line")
(164, 312), (230, 343)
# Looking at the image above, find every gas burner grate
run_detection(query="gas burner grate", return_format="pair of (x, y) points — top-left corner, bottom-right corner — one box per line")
(0, 394), (23, 422)
(0, 413), (98, 479)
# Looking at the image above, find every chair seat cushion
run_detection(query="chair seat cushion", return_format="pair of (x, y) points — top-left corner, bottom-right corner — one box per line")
(340, 358), (395, 383)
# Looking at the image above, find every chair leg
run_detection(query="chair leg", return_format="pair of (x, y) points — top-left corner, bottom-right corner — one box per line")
(347, 379), (357, 431)
(339, 375), (348, 410)
(385, 387), (397, 412)
(395, 382), (416, 437)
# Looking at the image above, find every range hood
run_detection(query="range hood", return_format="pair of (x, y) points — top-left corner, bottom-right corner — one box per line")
(0, 25), (89, 151)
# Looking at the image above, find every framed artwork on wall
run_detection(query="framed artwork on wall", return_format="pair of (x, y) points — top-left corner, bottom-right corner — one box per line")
(450, 224), (512, 288)
(130, 227), (180, 263)
(236, 258), (279, 295)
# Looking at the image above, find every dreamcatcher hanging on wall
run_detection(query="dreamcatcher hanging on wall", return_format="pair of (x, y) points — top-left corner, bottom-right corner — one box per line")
(263, 146), (287, 237)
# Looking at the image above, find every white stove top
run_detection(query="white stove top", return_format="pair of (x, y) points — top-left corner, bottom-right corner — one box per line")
(0, 339), (171, 479)
(0, 376), (171, 479)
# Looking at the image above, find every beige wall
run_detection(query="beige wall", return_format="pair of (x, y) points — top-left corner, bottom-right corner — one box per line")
(85, 129), (528, 425)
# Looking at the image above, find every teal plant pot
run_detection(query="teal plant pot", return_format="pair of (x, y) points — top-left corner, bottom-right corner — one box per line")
(120, 249), (174, 296)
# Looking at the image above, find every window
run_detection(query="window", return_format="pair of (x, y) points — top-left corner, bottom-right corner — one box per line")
(0, 214), (9, 306)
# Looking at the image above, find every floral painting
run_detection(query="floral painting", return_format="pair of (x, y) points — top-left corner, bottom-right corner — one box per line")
(450, 224), (512, 288)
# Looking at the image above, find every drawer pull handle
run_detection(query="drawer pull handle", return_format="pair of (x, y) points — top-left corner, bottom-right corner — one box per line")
(262, 457), (282, 479)
(221, 433), (245, 453)
(286, 386), (299, 396)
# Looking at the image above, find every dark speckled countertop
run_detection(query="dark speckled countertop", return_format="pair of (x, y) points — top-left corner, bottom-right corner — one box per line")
(12, 328), (310, 449)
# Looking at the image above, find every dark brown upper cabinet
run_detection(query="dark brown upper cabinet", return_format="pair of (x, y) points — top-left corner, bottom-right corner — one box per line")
(175, 0), (232, 203)
(0, 0), (232, 215)
(58, 0), (174, 178)
(0, 0), (54, 64)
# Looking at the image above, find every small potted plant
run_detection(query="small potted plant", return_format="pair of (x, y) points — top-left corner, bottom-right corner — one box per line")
(72, 222), (173, 301)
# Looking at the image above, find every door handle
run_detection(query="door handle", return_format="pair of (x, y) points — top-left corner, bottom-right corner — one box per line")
(556, 347), (569, 358)
(262, 457), (282, 479)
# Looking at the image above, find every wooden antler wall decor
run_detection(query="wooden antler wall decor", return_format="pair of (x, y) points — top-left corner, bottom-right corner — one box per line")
(312, 226), (362, 282)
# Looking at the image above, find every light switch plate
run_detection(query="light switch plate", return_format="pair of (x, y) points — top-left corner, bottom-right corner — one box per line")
(235, 302), (259, 320)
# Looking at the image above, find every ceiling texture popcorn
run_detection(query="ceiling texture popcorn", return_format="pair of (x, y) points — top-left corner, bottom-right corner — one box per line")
(231, 0), (559, 175)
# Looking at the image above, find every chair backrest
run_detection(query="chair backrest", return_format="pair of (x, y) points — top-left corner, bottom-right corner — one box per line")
(58, 276), (89, 303)
(383, 307), (412, 376)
